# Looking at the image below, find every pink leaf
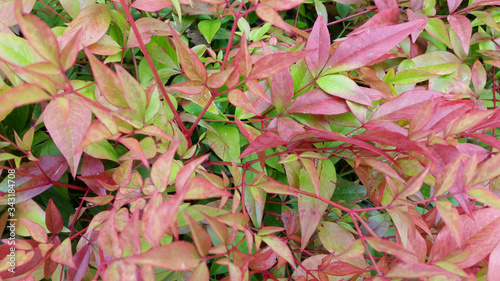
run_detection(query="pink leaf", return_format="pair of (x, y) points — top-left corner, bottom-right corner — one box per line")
(44, 96), (92, 178)
(448, 15), (472, 55)
(305, 16), (330, 76)
(127, 241), (201, 271)
(271, 68), (294, 113)
(325, 19), (427, 73)
(287, 89), (349, 115)
(447, 0), (463, 13)
(250, 50), (315, 79)
(240, 132), (287, 158)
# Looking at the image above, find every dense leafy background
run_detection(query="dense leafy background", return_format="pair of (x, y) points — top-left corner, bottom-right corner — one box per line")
(1, 0), (500, 280)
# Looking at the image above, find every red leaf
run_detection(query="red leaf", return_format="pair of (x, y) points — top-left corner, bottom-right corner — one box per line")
(370, 90), (447, 122)
(170, 26), (207, 82)
(287, 89), (349, 115)
(305, 16), (330, 76)
(250, 50), (315, 79)
(46, 199), (63, 235)
(325, 19), (427, 73)
(249, 246), (279, 270)
(271, 68), (294, 113)
(448, 15), (472, 55)
(366, 237), (418, 262)
(240, 132), (287, 158)
(127, 241), (201, 271)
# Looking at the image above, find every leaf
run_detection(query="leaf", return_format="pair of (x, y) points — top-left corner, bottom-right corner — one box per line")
(60, 28), (83, 71)
(467, 188), (500, 210)
(250, 50), (315, 79)
(60, 4), (111, 48)
(190, 263), (210, 281)
(126, 18), (172, 48)
(472, 59), (487, 95)
(46, 199), (63, 235)
(399, 165), (430, 198)
(287, 89), (349, 115)
(425, 18), (451, 48)
(316, 75), (372, 106)
(299, 160), (336, 250)
(207, 67), (235, 89)
(175, 154), (210, 192)
(119, 138), (150, 168)
(448, 15), (471, 55)
(51, 238), (76, 268)
(151, 142), (179, 192)
(271, 68), (294, 113)
(228, 89), (261, 116)
(59, 0), (94, 18)
(447, 0), (462, 13)
(261, 236), (296, 269)
(16, 12), (60, 67)
(127, 241), (201, 271)
(240, 132), (287, 158)
(246, 78), (272, 103)
(0, 0), (35, 27)
(255, 4), (291, 32)
(198, 19), (221, 43)
(435, 200), (461, 246)
(261, 0), (307, 10)
(370, 90), (446, 122)
(389, 70), (437, 84)
(85, 49), (127, 108)
(20, 217), (47, 243)
(0, 84), (50, 120)
(115, 64), (147, 117)
(321, 261), (368, 276)
(249, 246), (279, 270)
(366, 237), (417, 262)
(324, 19), (427, 73)
(184, 177), (232, 200)
(206, 123), (241, 162)
(429, 208), (500, 268)
(305, 16), (330, 76)
(254, 180), (298, 196)
(387, 262), (457, 279)
(170, 26), (207, 82)
(44, 96), (92, 178)
(488, 241), (500, 281)
(333, 180), (366, 203)
(184, 212), (212, 256)
(87, 34), (121, 56)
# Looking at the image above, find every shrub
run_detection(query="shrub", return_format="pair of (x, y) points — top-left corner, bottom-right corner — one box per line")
(1, 0), (500, 280)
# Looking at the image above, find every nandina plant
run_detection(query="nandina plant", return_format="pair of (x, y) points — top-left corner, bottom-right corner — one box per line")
(1, 0), (500, 280)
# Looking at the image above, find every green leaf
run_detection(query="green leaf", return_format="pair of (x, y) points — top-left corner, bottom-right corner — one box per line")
(333, 180), (367, 203)
(198, 19), (221, 43)
(316, 75), (372, 106)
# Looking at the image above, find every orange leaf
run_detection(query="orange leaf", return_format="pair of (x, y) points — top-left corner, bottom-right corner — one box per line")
(184, 212), (212, 256)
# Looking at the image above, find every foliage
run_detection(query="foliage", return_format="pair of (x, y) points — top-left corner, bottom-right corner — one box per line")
(1, 0), (500, 280)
